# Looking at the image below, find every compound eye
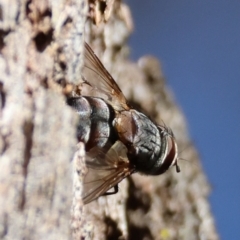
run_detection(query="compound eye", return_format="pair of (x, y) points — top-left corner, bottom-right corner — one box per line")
(163, 136), (179, 172)
(166, 137), (175, 161)
(167, 136), (180, 173)
(154, 135), (178, 175)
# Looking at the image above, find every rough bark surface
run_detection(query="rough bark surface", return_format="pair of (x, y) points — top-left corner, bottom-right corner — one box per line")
(0, 1), (218, 240)
(0, 0), (87, 239)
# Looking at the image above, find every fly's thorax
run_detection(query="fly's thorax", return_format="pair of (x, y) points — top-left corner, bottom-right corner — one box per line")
(114, 109), (178, 175)
(114, 109), (161, 174)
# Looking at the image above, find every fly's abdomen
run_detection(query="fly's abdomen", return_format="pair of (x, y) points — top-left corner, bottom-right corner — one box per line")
(67, 97), (116, 150)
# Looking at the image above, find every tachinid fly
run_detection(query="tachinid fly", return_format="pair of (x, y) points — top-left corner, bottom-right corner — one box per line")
(67, 42), (180, 204)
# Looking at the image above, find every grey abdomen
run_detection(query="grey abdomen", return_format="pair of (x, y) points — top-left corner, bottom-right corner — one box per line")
(67, 97), (116, 150)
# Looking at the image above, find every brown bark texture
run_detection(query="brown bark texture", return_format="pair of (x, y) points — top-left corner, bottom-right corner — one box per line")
(0, 0), (219, 240)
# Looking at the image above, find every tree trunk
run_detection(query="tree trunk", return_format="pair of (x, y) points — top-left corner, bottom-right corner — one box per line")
(0, 0), (218, 239)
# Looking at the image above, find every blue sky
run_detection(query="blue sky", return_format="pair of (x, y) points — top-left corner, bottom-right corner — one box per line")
(127, 1), (240, 239)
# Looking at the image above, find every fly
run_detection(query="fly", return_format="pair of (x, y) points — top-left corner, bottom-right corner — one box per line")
(67, 42), (180, 204)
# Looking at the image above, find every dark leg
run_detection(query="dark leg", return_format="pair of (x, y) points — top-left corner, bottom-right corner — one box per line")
(103, 185), (118, 196)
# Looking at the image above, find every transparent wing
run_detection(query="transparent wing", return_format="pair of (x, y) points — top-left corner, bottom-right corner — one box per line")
(83, 141), (134, 204)
(80, 42), (130, 111)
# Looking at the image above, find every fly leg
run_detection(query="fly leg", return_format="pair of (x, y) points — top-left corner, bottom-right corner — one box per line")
(103, 185), (118, 196)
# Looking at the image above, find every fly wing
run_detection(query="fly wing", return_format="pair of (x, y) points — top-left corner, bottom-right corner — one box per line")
(80, 42), (130, 111)
(83, 141), (134, 204)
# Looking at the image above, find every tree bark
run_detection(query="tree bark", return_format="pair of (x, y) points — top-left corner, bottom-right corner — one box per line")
(0, 0), (86, 239)
(0, 0), (218, 240)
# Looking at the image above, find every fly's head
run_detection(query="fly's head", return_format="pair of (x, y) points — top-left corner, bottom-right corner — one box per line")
(151, 125), (180, 175)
